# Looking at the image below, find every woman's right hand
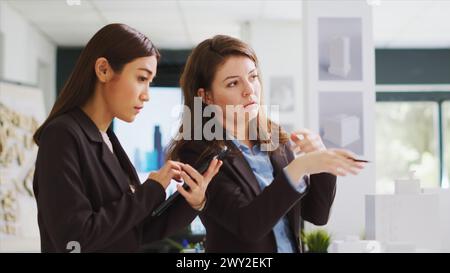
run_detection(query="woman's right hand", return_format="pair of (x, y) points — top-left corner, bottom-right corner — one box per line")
(285, 148), (365, 181)
(148, 160), (183, 189)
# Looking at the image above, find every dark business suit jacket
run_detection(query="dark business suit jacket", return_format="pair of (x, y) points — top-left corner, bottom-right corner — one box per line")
(33, 108), (197, 252)
(179, 140), (336, 253)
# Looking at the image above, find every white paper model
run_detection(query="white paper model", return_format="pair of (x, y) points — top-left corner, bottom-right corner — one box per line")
(365, 189), (441, 251)
(394, 171), (421, 195)
(328, 36), (351, 78)
(322, 114), (360, 147)
(328, 236), (381, 253)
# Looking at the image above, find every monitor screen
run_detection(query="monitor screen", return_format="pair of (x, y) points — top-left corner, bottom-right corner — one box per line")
(114, 86), (205, 235)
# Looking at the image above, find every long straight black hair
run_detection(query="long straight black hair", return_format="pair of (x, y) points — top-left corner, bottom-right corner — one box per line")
(33, 23), (160, 145)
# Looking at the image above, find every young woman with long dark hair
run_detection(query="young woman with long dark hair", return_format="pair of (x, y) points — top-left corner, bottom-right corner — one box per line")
(33, 24), (222, 253)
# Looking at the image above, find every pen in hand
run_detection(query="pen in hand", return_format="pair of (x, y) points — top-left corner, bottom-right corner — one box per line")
(347, 157), (370, 163)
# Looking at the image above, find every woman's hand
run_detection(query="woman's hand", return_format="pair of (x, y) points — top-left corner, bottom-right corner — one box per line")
(287, 128), (365, 180)
(303, 149), (365, 176)
(148, 160), (184, 189)
(177, 159), (223, 211)
(290, 129), (326, 155)
(285, 148), (365, 182)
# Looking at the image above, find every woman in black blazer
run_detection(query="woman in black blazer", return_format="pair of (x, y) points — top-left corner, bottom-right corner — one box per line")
(167, 35), (365, 253)
(32, 24), (222, 253)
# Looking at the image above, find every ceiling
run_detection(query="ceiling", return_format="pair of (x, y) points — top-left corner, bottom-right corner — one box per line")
(4, 0), (450, 49)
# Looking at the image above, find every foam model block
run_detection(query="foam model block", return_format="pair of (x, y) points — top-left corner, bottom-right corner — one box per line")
(328, 36), (351, 78)
(322, 114), (360, 147)
(365, 193), (440, 251)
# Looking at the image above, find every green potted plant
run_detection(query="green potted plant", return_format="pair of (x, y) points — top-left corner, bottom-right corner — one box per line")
(301, 229), (331, 253)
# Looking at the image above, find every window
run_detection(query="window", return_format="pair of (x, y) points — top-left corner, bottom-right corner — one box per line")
(376, 90), (450, 193)
(376, 102), (439, 193)
(444, 101), (450, 188)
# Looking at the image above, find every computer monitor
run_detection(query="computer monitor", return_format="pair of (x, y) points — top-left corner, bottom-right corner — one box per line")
(114, 86), (205, 235)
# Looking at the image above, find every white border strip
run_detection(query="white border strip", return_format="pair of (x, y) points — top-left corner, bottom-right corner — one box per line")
(376, 84), (450, 92)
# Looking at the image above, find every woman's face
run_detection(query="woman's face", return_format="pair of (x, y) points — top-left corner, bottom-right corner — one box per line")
(104, 56), (157, 122)
(207, 55), (261, 132)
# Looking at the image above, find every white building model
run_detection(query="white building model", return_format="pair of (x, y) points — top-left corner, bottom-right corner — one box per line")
(365, 172), (450, 252)
(328, 36), (352, 78)
(322, 114), (360, 147)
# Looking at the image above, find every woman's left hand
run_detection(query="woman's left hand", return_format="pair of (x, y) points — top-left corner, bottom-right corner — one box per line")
(177, 159), (223, 211)
(290, 129), (326, 155)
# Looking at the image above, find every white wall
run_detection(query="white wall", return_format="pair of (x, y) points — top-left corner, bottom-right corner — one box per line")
(242, 20), (305, 131)
(0, 2), (55, 251)
(242, 5), (376, 239)
(302, 1), (376, 239)
(0, 1), (56, 113)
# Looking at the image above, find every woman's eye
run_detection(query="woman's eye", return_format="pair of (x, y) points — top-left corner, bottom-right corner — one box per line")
(251, 74), (259, 80)
(227, 81), (238, 88)
(138, 76), (148, 82)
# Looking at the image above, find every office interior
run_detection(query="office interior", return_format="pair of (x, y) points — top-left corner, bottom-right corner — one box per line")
(0, 0), (450, 253)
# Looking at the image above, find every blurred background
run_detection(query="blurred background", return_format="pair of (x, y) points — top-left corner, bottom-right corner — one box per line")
(0, 0), (449, 253)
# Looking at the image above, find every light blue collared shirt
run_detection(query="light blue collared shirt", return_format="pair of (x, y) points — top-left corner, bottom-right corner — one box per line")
(231, 139), (307, 253)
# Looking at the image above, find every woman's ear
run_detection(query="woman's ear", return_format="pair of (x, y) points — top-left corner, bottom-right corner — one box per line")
(197, 88), (213, 105)
(95, 57), (112, 83)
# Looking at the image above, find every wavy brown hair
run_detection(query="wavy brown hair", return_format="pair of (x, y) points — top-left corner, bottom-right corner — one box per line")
(166, 35), (288, 162)
(33, 23), (160, 145)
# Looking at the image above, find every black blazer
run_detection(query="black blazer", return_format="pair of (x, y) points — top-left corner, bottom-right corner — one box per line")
(33, 108), (197, 252)
(179, 140), (336, 253)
